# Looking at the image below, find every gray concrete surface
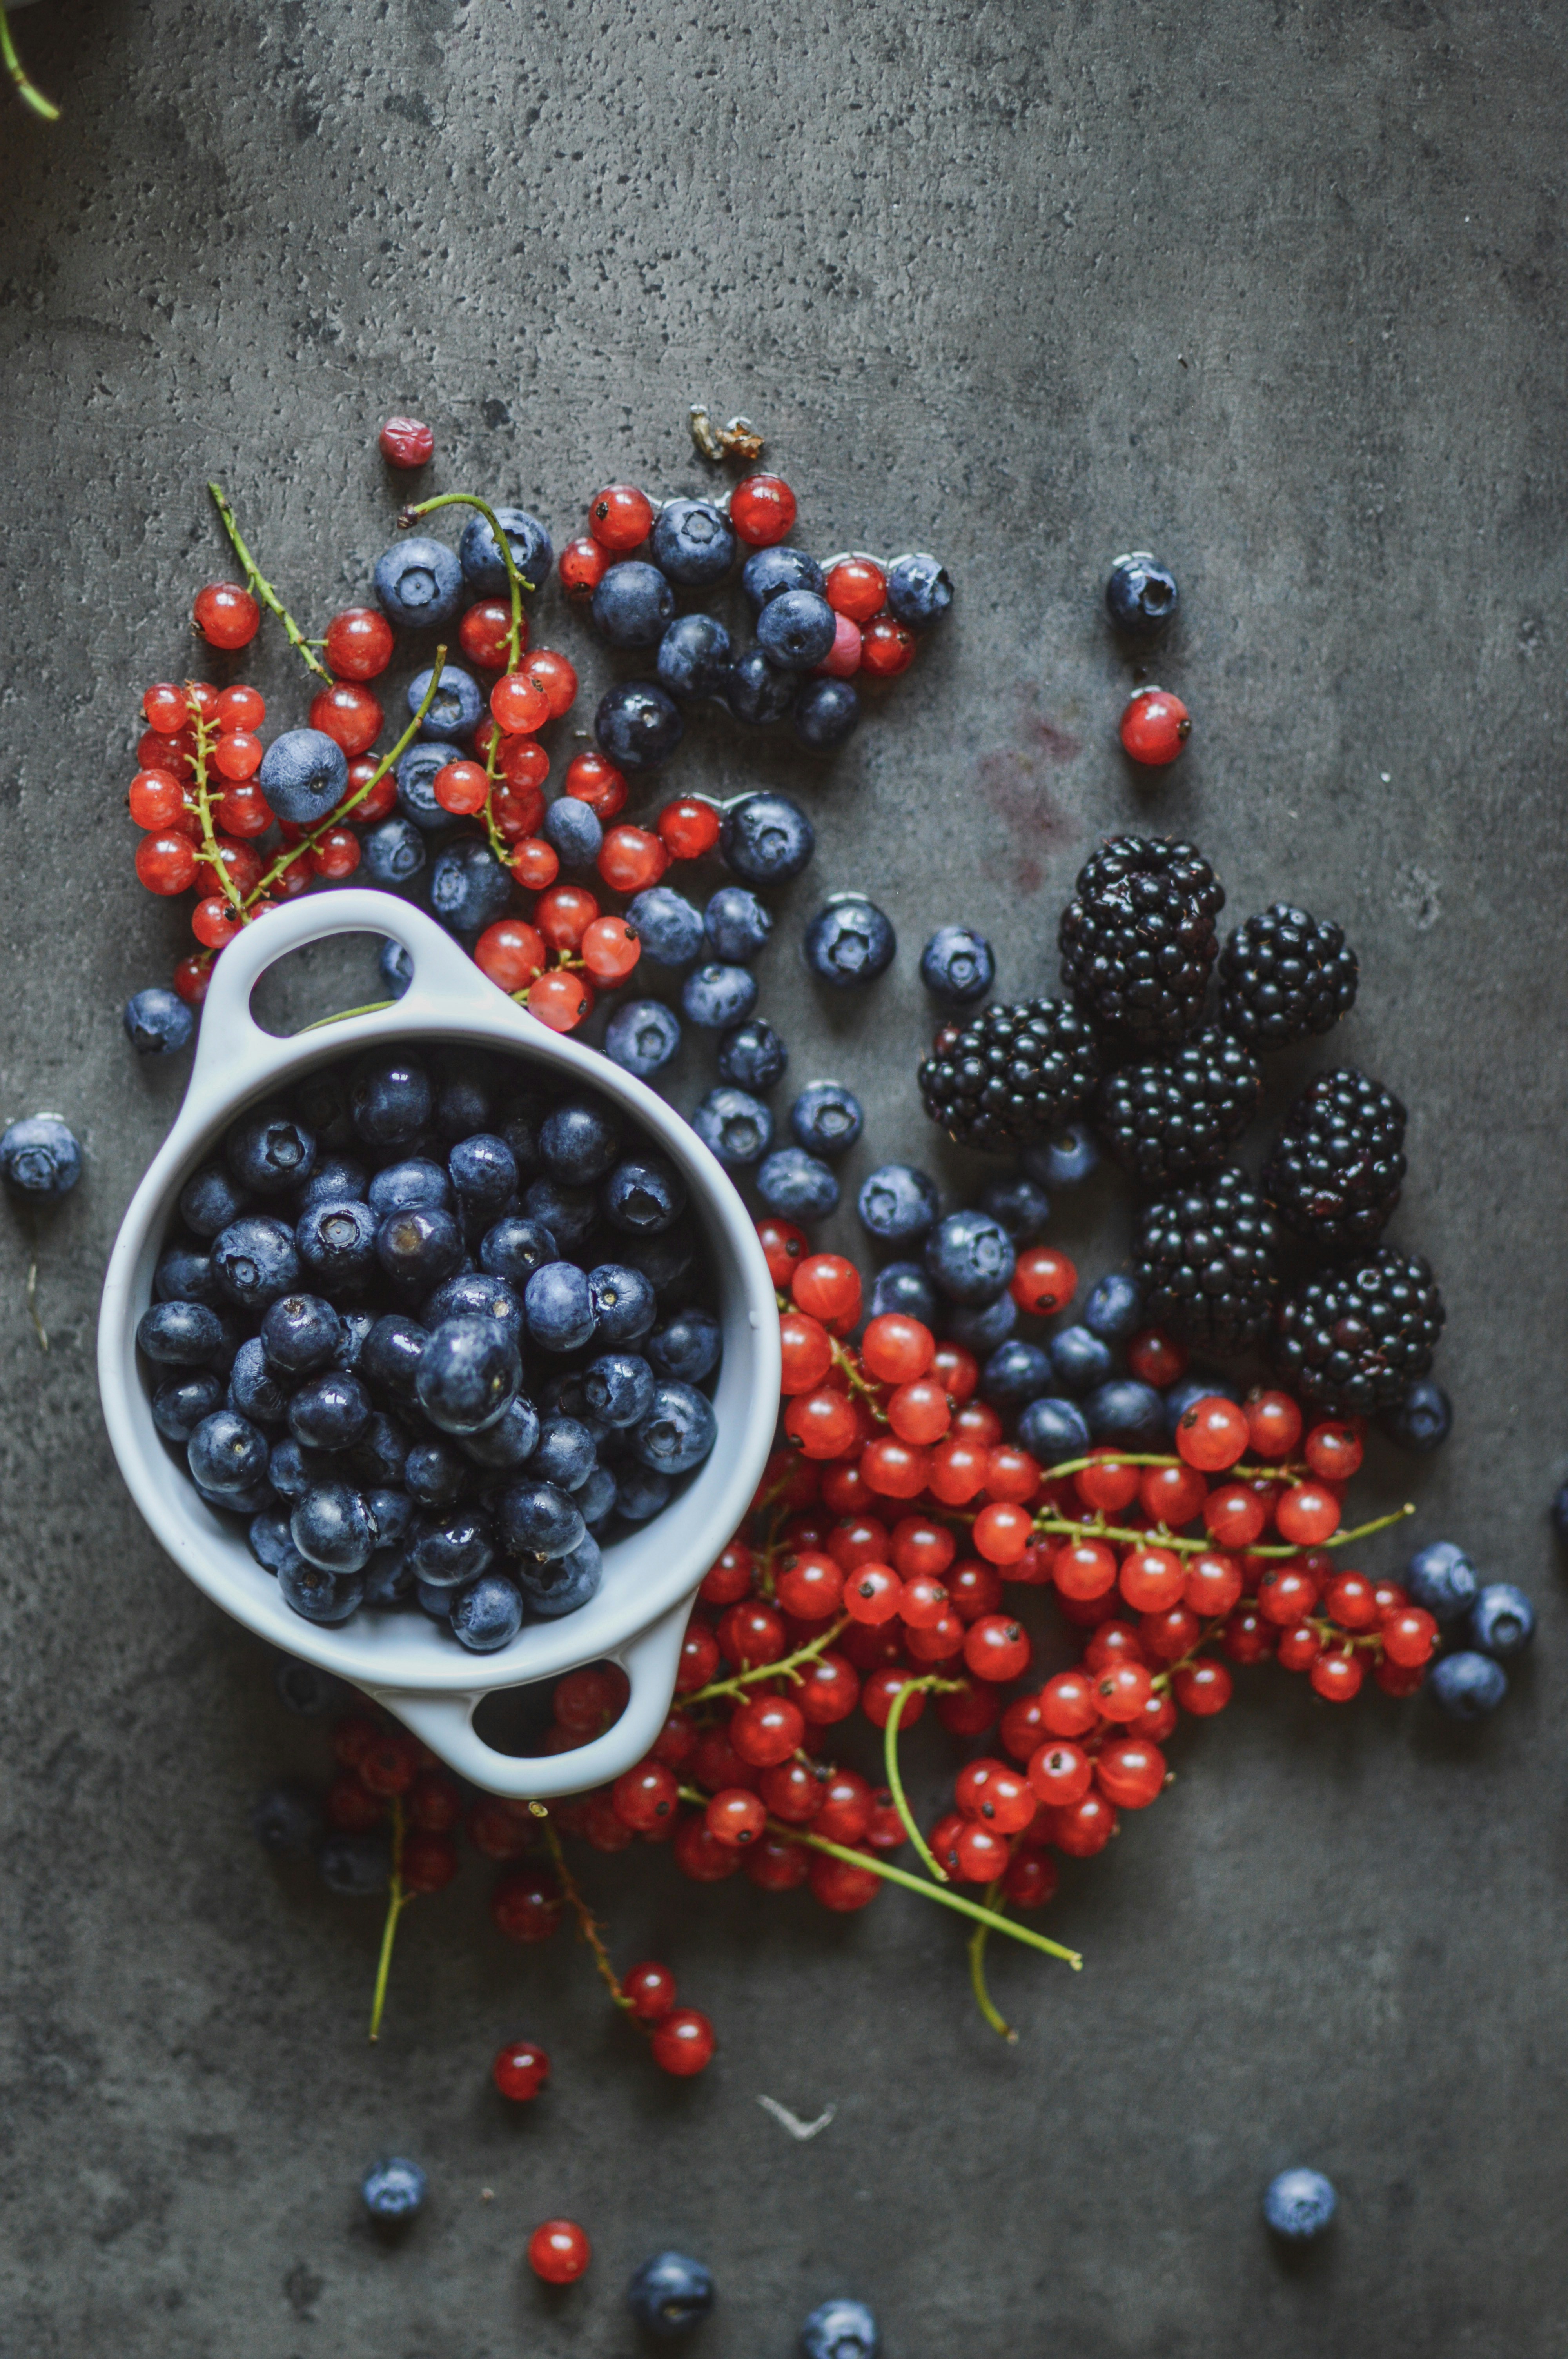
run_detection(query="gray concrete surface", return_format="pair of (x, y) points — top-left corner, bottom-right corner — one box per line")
(3, 2), (1568, 2351)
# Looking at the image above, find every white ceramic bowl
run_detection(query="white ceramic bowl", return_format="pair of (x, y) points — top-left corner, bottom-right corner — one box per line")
(98, 890), (780, 1797)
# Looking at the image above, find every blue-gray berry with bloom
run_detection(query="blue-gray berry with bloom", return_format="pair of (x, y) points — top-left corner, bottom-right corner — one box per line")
(408, 661), (483, 741)
(692, 1088), (773, 1168)
(791, 1082), (863, 1159)
(920, 924), (994, 1005)
(793, 677), (860, 752)
(628, 2250), (715, 2338)
(1, 1114), (82, 1200)
(374, 534), (463, 626)
(886, 552), (953, 628)
(757, 1148), (839, 1222)
(652, 496), (736, 587)
(1429, 1650), (1507, 1719)
(858, 1163), (939, 1245)
(124, 988), (194, 1056)
(1023, 1123), (1100, 1189)
(458, 505), (553, 594)
(1406, 1541), (1480, 1624)
(542, 796), (603, 869)
(606, 1001), (682, 1078)
(800, 2297), (880, 2359)
(1468, 1582), (1535, 1658)
(362, 2156), (427, 2221)
(258, 727), (349, 826)
(1263, 2167), (1336, 2241)
(804, 896), (895, 989)
(721, 792), (815, 885)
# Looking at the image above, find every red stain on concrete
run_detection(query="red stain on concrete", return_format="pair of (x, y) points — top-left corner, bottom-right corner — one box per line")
(976, 691), (1082, 894)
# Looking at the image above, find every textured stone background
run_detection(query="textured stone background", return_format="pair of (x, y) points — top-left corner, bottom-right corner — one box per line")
(3, 1), (1567, 2351)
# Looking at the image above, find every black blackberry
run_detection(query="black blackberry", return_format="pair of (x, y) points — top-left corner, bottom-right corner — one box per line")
(1132, 1166), (1280, 1352)
(1217, 904), (1358, 1049)
(917, 999), (1102, 1154)
(1262, 1069), (1406, 1254)
(1274, 1248), (1444, 1414)
(1058, 836), (1225, 1047)
(1094, 1027), (1263, 1189)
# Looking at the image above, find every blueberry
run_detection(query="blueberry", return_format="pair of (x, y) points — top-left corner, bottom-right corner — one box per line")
(189, 1409), (270, 1496)
(212, 1216), (302, 1310)
(1380, 1378), (1453, 1454)
(647, 1308), (721, 1385)
(517, 1532), (603, 1616)
(704, 884), (772, 965)
(924, 1209), (1015, 1304)
(227, 1338), (290, 1425)
(137, 1298), (225, 1365)
(526, 1261), (596, 1353)
(804, 896), (896, 989)
(634, 1381), (717, 1474)
(1406, 1541), (1480, 1624)
(0, 1112), (82, 1202)
(800, 2297), (880, 2359)
(722, 647), (797, 725)
(179, 1162), (250, 1239)
(409, 1510), (495, 1590)
(291, 1481), (376, 1574)
(124, 987), (194, 1057)
(366, 1489), (414, 1553)
(1050, 1325), (1115, 1394)
(651, 496), (735, 586)
(194, 1472), (276, 1518)
(693, 1087), (773, 1167)
(1262, 2167), (1335, 2242)
(867, 1263), (939, 1327)
(657, 612), (732, 698)
(361, 2156), (428, 2222)
(480, 1216), (559, 1289)
(1083, 1272), (1143, 1341)
(757, 587), (837, 670)
(1085, 1379), (1164, 1446)
(603, 1154), (687, 1234)
(718, 1019), (788, 1092)
(596, 679), (685, 771)
(791, 1082), (863, 1159)
(628, 885), (705, 968)
(226, 1103), (317, 1198)
(524, 1176), (599, 1252)
(1469, 1582), (1535, 1658)
(247, 1509), (299, 1573)
(533, 1416), (599, 1491)
(1105, 551), (1178, 645)
(395, 740), (467, 833)
(584, 1351), (657, 1428)
(886, 551), (953, 629)
(682, 963), (759, 1030)
(793, 678), (860, 751)
(741, 545), (825, 609)
(942, 1293), (1016, 1352)
(434, 1061), (496, 1140)
(495, 1091), (546, 1176)
(351, 1054), (432, 1147)
(368, 1159), (452, 1222)
(459, 1394), (542, 1469)
(588, 1262), (658, 1343)
(298, 1155), (368, 1211)
(416, 1317), (520, 1434)
(592, 558), (675, 648)
(459, 505), (553, 595)
(978, 1175), (1051, 1241)
(1163, 1372), (1240, 1432)
(606, 1000), (682, 1078)
(274, 1654), (345, 1715)
(498, 1478), (585, 1560)
(257, 728), (350, 827)
(350, 1410), (410, 1491)
(627, 2251), (715, 2339)
(261, 1292), (345, 1376)
(319, 1826), (393, 1891)
(982, 1340), (1053, 1409)
(578, 1465), (618, 1529)
(363, 818), (428, 893)
(250, 1780), (324, 1858)
(541, 1098), (623, 1187)
(757, 1148), (839, 1221)
(430, 837), (514, 936)
(615, 1221), (697, 1295)
(1018, 1396), (1091, 1458)
(376, 534), (464, 626)
(720, 792), (815, 885)
(289, 1372), (372, 1452)
(541, 796), (604, 869)
(360, 1314), (428, 1402)
(364, 1545), (416, 1606)
(450, 1571), (524, 1651)
(376, 1206), (464, 1293)
(857, 1163), (940, 1246)
(151, 1369), (225, 1443)
(615, 1464), (673, 1522)
(405, 1437), (469, 1506)
(447, 1134), (518, 1229)
(1023, 1124), (1100, 1189)
(268, 1436), (319, 1500)
(336, 1310), (376, 1372)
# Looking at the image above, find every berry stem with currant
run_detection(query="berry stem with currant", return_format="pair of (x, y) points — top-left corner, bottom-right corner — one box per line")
(207, 482), (332, 682)
(397, 492), (531, 671)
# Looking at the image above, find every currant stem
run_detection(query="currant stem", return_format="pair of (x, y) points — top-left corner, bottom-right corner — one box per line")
(399, 493), (529, 672)
(368, 1798), (410, 2043)
(542, 1822), (635, 2016)
(2, 0), (58, 117)
(882, 1677), (958, 1883)
(967, 1882), (1018, 2043)
(1031, 1503), (1415, 1558)
(186, 692), (243, 915)
(206, 482), (331, 682)
(683, 1616), (848, 1708)
(1041, 1450), (1310, 1487)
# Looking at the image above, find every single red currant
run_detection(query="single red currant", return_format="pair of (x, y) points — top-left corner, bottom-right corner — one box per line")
(379, 415), (434, 467)
(528, 2220), (590, 2284)
(657, 796), (721, 860)
(588, 483), (655, 551)
(1027, 1739), (1093, 1807)
(1139, 1460), (1208, 1529)
(1054, 1538), (1119, 1602)
(955, 1757), (1037, 1833)
(859, 614), (916, 676)
(792, 1253), (862, 1332)
(491, 1869), (564, 1943)
(309, 682), (382, 755)
(510, 838), (560, 890)
(1004, 1848), (1059, 1910)
(730, 473), (796, 546)
(493, 2038), (550, 2100)
(611, 1761), (680, 1834)
(1310, 1646), (1365, 1702)
(824, 556), (887, 622)
(559, 534), (611, 600)
(474, 920), (548, 993)
(651, 2007), (715, 2074)
(1127, 1326), (1188, 1388)
(142, 682), (189, 733)
(1305, 1420), (1363, 1481)
(1203, 1483), (1267, 1550)
(526, 647), (578, 718)
(1276, 1483), (1341, 1545)
(580, 915), (641, 983)
(1075, 1453), (1141, 1514)
(623, 1961), (678, 2022)
(795, 1653), (860, 1725)
(597, 824), (668, 894)
(1140, 1603), (1202, 1663)
(1177, 1397), (1249, 1471)
(1221, 1606), (1277, 1663)
(194, 582), (260, 649)
(457, 599), (518, 669)
(929, 1341), (980, 1401)
(1381, 1607), (1438, 1667)
(1119, 1545), (1187, 1614)
(527, 971), (592, 1032)
(1184, 1550), (1244, 1617)
(808, 1849), (881, 1913)
(706, 1787), (767, 1847)
(1172, 1657), (1232, 1715)
(1095, 1735), (1166, 1810)
(965, 1615), (1031, 1684)
(730, 1694), (804, 1767)
(1120, 685), (1190, 764)
(758, 1757), (826, 1823)
(534, 884), (600, 949)
(860, 1313), (935, 1385)
(562, 749), (626, 820)
(491, 670), (549, 734)
(1049, 1792), (1119, 1857)
(135, 832), (199, 895)
(308, 826), (361, 881)
(747, 1834), (812, 1890)
(430, 758), (488, 816)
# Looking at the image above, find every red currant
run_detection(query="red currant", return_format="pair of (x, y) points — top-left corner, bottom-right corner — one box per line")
(1177, 1397), (1249, 1471)
(1310, 1646), (1365, 1703)
(1305, 1421), (1363, 1481)
(926, 1438), (989, 1507)
(706, 1787), (767, 1847)
(1004, 1848), (1059, 1910)
(379, 416), (435, 468)
(657, 796), (721, 860)
(730, 473), (796, 547)
(458, 599), (518, 669)
(588, 483), (654, 551)
(612, 1760), (680, 1834)
(194, 581), (260, 649)
(1127, 1326), (1188, 1388)
(1243, 1389), (1303, 1459)
(964, 1615), (1031, 1684)
(817, 614), (862, 677)
(1184, 1549), (1243, 1617)
(559, 534), (611, 600)
(598, 825), (668, 894)
(307, 826), (361, 881)
(433, 758), (491, 817)
(528, 2220), (590, 2284)
(929, 1341), (980, 1402)
(511, 838), (560, 890)
(1140, 1603), (1202, 1663)
(1074, 1453), (1141, 1514)
(1095, 1735), (1166, 1810)
(1172, 1657), (1232, 1715)
(808, 1849), (881, 1913)
(535, 884), (600, 948)
(859, 614), (916, 677)
(172, 955), (211, 1004)
(1276, 1621), (1323, 1674)
(890, 1515), (955, 1580)
(1276, 1483), (1341, 1545)
(1221, 1606), (1276, 1663)
(212, 728), (264, 783)
(860, 1313), (935, 1385)
(191, 897), (241, 949)
(791, 1253), (862, 1332)
(824, 556), (887, 622)
(325, 606), (395, 680)
(1382, 1607), (1437, 1667)
(1203, 1482), (1267, 1550)
(493, 2038), (550, 2100)
(1054, 1538), (1119, 1602)
(528, 970), (593, 1033)
(135, 832), (199, 895)
(1139, 1460), (1207, 1528)
(492, 1868), (563, 1943)
(730, 1694), (804, 1767)
(1119, 1544), (1187, 1614)
(581, 915), (641, 983)
(955, 1757), (1036, 1833)
(858, 1667), (924, 1730)
(474, 919), (548, 993)
(309, 682), (382, 755)
(886, 1378), (951, 1446)
(526, 647), (578, 719)
(142, 682), (189, 733)
(758, 1757), (825, 1823)
(623, 1961), (678, 2022)
(564, 749), (627, 819)
(795, 1653), (860, 1725)
(672, 1811), (745, 1882)
(1049, 1792), (1119, 1857)
(491, 670), (549, 734)
(747, 1834), (812, 1890)
(1120, 685), (1190, 765)
(128, 769), (189, 830)
(651, 2007), (716, 2074)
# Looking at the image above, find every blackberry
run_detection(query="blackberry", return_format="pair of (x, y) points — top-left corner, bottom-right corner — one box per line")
(1095, 1027), (1263, 1188)
(1218, 905), (1358, 1049)
(1058, 836), (1225, 1047)
(918, 999), (1101, 1154)
(1132, 1167), (1279, 1352)
(1262, 1069), (1406, 1253)
(1274, 1248), (1444, 1414)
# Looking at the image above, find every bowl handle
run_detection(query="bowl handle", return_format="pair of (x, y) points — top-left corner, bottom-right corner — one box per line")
(186, 888), (524, 1101)
(360, 1598), (691, 1799)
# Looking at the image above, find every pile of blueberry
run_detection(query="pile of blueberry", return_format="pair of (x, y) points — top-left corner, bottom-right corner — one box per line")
(134, 1043), (720, 1647)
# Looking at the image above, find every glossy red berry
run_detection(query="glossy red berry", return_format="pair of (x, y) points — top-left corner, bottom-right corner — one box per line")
(929, 1342), (980, 1403)
(808, 1848), (881, 1913)
(672, 1810), (744, 1882)
(1203, 1482), (1267, 1550)
(779, 1312), (834, 1397)
(889, 1515), (955, 1581)
(581, 916), (642, 983)
(1003, 1848), (1059, 1910)
(1375, 1656), (1427, 1697)
(379, 415), (434, 467)
(1310, 1645), (1365, 1703)
(427, 758), (488, 818)
(623, 1960), (678, 2022)
(563, 748), (626, 819)
(1276, 1621), (1323, 1673)
(1119, 1544), (1186, 1614)
(784, 1387), (858, 1461)
(588, 483), (654, 551)
(1140, 1603), (1202, 1663)
(730, 1694), (804, 1767)
(926, 1438), (989, 1507)
(969, 1502), (1031, 1567)
(194, 582), (260, 649)
(1323, 1570), (1380, 1631)
(308, 681), (382, 756)
(491, 669), (550, 734)
(527, 970), (593, 1033)
(706, 1787), (767, 1847)
(1127, 1326), (1188, 1388)
(491, 1868), (563, 1943)
(458, 599), (518, 669)
(756, 1214), (809, 1287)
(135, 832), (199, 896)
(526, 647), (578, 719)
(1049, 1791), (1119, 1858)
(795, 1652), (860, 1725)
(746, 1834), (812, 1890)
(321, 606), (392, 681)
(1382, 1607), (1438, 1667)
(474, 919), (548, 994)
(955, 1757), (1036, 1833)
(1037, 1669), (1098, 1737)
(1276, 1482), (1341, 1545)
(128, 769), (189, 830)
(1243, 1388), (1303, 1459)
(1172, 1657), (1232, 1715)
(1120, 685), (1190, 764)
(529, 2219), (590, 2284)
(730, 473), (796, 547)
(840, 1562), (901, 1626)
(1095, 1735), (1166, 1810)
(951, 1819), (1009, 1883)
(857, 1667), (924, 1732)
(758, 1757), (826, 1823)
(1054, 1538), (1119, 1603)
(1027, 1739), (1093, 1808)
(1305, 1420), (1363, 1481)
(651, 2006), (716, 2074)
(886, 1378), (951, 1447)
(860, 1313), (935, 1385)
(1221, 1606), (1277, 1663)
(1177, 1397), (1249, 1472)
(1092, 1659), (1153, 1723)
(172, 954), (211, 1004)
(1139, 1461), (1207, 1529)
(493, 2037), (550, 2100)
(598, 824), (668, 894)
(657, 796), (721, 860)
(1184, 1550), (1244, 1618)
(964, 1615), (1031, 1684)
(142, 682), (189, 734)
(944, 1559), (1002, 1622)
(775, 1550), (844, 1623)
(1074, 1453), (1141, 1514)
(859, 614), (916, 677)
(824, 556), (887, 622)
(305, 826), (359, 881)
(191, 896), (241, 949)
(559, 534), (611, 600)
(611, 1760), (680, 1834)
(699, 1539), (755, 1606)
(791, 1253), (862, 1332)
(1008, 1245), (1077, 1318)
(211, 727), (264, 783)
(716, 1601), (786, 1670)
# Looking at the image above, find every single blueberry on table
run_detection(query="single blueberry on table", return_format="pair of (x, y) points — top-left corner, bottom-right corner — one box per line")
(408, 661), (483, 742)
(1379, 1377), (1452, 1454)
(227, 1337), (290, 1425)
(804, 896), (896, 989)
(257, 728), (350, 827)
(1023, 1123), (1100, 1190)
(375, 534), (464, 626)
(376, 1205), (465, 1293)
(395, 741), (467, 832)
(299, 1154), (368, 1212)
(756, 587), (837, 670)
(261, 1292), (345, 1376)
(651, 496), (735, 586)
(405, 1437), (469, 1506)
(628, 885), (705, 969)
(867, 1263), (939, 1328)
(1262, 2167), (1336, 2242)
(179, 1162), (250, 1240)
(227, 1102), (317, 1196)
(526, 1261), (597, 1353)
(942, 1292), (1016, 1353)
(742, 544), (826, 609)
(458, 505), (553, 594)
(1086, 1378), (1165, 1447)
(151, 1370), (225, 1443)
(189, 1409), (270, 1496)
(532, 1416), (599, 1492)
(682, 963), (759, 1030)
(409, 1511), (496, 1590)
(499, 1478), (586, 1561)
(979, 1174), (1051, 1241)
(982, 1339), (1053, 1410)
(584, 1351), (657, 1428)
(1050, 1324), (1115, 1396)
(124, 987), (194, 1057)
(480, 1216), (558, 1289)
(588, 1262), (658, 1343)
(1429, 1650), (1508, 1719)
(606, 1000), (682, 1078)
(791, 1082), (863, 1160)
(886, 551), (953, 629)
(647, 1308), (721, 1385)
(592, 558), (675, 648)
(524, 1175), (599, 1252)
(290, 1481), (376, 1574)
(924, 1208), (1016, 1304)
(319, 1826), (393, 1892)
(657, 611), (732, 699)
(793, 677), (860, 751)
(415, 1316), (520, 1434)
(857, 1163), (940, 1246)
(459, 1394), (542, 1470)
(361, 2156), (428, 2222)
(212, 1216), (302, 1310)
(722, 647), (797, 725)
(720, 792), (815, 885)
(250, 1781), (324, 1859)
(359, 1313), (428, 1401)
(1469, 1582), (1535, 1658)
(920, 925), (995, 1006)
(1406, 1541), (1480, 1623)
(1, 1114), (82, 1201)
(1018, 1395), (1091, 1459)
(363, 819), (428, 893)
(137, 1298), (225, 1366)
(518, 1532), (603, 1616)
(693, 1087), (773, 1168)
(614, 1463), (672, 1522)
(627, 2250), (715, 2339)
(430, 837), (514, 936)
(541, 1098), (623, 1187)
(289, 1371), (373, 1452)
(595, 679), (685, 771)
(718, 1019), (788, 1092)
(541, 795), (604, 869)
(757, 1148), (839, 1221)
(1083, 1270), (1143, 1341)
(704, 884), (772, 965)
(450, 1571), (524, 1652)
(799, 2297), (880, 2359)
(603, 1153), (687, 1234)
(423, 1272), (523, 1346)
(1105, 551), (1178, 646)
(351, 1054), (432, 1147)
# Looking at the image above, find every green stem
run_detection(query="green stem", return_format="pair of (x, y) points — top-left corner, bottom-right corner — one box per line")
(400, 492), (529, 671)
(683, 1616), (848, 1708)
(1042, 1450), (1308, 1487)
(301, 1000), (397, 1030)
(187, 693), (243, 914)
(207, 482), (330, 682)
(967, 1881), (1017, 2042)
(882, 1677), (956, 1883)
(368, 1799), (410, 2043)
(2, 0), (58, 118)
(1033, 1503), (1415, 1559)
